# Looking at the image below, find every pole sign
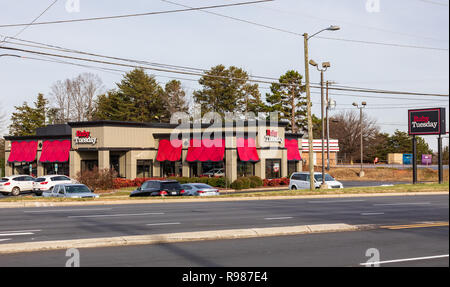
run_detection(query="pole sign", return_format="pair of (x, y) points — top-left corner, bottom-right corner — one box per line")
(408, 108), (446, 135)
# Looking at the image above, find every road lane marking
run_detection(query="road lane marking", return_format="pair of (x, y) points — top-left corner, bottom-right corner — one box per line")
(146, 222), (181, 226)
(68, 212), (165, 218)
(0, 229), (41, 234)
(0, 232), (35, 237)
(0, 239), (11, 242)
(361, 213), (385, 216)
(381, 222), (449, 230)
(360, 254), (449, 266)
(308, 200), (365, 204)
(24, 208), (113, 213)
(373, 202), (431, 206)
(265, 217), (294, 220)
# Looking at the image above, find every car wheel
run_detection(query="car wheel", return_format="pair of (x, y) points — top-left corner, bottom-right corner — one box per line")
(291, 186), (297, 190)
(11, 187), (20, 196)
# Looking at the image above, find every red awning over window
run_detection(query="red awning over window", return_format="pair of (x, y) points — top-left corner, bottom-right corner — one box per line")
(8, 141), (38, 163)
(237, 138), (259, 162)
(39, 140), (71, 163)
(156, 139), (183, 162)
(285, 138), (302, 161)
(186, 139), (225, 162)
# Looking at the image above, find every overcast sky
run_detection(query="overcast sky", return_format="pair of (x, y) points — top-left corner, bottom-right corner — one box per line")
(0, 0), (448, 150)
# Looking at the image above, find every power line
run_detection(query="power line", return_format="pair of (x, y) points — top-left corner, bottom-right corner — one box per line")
(418, 0), (449, 6)
(3, 44), (449, 101)
(0, 0), (59, 45)
(3, 34), (449, 98)
(161, 0), (449, 52)
(0, 1), (273, 28)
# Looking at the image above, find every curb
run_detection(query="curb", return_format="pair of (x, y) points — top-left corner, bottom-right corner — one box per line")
(0, 191), (448, 209)
(0, 223), (367, 254)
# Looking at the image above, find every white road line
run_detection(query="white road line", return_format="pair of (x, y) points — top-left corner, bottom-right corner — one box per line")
(68, 212), (165, 218)
(308, 200), (365, 204)
(265, 217), (294, 220)
(0, 232), (35, 237)
(0, 229), (41, 234)
(0, 239), (12, 242)
(373, 202), (431, 206)
(361, 213), (385, 216)
(24, 208), (113, 213)
(146, 222), (181, 226)
(360, 254), (449, 266)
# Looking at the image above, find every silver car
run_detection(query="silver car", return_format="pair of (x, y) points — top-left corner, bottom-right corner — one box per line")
(181, 183), (220, 196)
(43, 184), (99, 199)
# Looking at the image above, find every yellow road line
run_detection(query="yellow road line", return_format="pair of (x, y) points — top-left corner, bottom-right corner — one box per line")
(381, 222), (449, 230)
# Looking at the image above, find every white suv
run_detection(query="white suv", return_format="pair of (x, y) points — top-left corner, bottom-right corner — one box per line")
(289, 172), (344, 190)
(33, 175), (77, 196)
(0, 175), (36, 196)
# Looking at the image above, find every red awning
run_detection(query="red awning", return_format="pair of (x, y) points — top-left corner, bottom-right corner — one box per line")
(156, 139), (183, 162)
(285, 138), (302, 161)
(39, 140), (71, 163)
(237, 138), (259, 162)
(186, 139), (225, 162)
(8, 141), (38, 163)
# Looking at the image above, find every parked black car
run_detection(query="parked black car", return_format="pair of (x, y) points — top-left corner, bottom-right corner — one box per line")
(130, 180), (185, 197)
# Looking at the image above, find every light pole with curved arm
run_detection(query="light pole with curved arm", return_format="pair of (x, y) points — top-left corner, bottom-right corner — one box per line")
(303, 25), (340, 191)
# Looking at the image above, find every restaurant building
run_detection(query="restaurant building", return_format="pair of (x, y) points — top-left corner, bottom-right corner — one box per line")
(3, 120), (338, 182)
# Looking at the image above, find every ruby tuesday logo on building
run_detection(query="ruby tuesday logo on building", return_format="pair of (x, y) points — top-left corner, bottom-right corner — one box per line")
(74, 130), (97, 145)
(264, 129), (283, 143)
(412, 116), (438, 129)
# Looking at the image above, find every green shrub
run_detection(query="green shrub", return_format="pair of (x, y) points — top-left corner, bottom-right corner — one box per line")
(248, 176), (263, 188)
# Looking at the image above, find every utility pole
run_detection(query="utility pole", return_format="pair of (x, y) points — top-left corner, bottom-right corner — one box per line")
(326, 81), (331, 170)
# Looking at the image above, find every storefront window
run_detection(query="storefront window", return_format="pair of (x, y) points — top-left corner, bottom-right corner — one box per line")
(201, 162), (225, 177)
(266, 159), (281, 179)
(189, 163), (199, 178)
(237, 161), (255, 177)
(44, 163), (69, 176)
(12, 162), (37, 177)
(137, 160), (153, 178)
(161, 161), (182, 178)
(288, 161), (297, 177)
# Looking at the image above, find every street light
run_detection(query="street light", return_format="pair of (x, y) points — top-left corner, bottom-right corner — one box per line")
(310, 59), (331, 188)
(303, 25), (340, 191)
(353, 101), (367, 177)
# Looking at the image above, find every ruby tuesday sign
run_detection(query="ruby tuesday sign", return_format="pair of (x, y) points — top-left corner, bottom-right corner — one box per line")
(74, 130), (97, 145)
(408, 108), (446, 135)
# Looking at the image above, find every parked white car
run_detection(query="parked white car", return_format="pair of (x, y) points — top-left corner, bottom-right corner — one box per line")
(0, 175), (36, 196)
(289, 172), (344, 190)
(33, 175), (77, 196)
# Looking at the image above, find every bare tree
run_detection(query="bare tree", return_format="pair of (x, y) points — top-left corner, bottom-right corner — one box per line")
(0, 107), (7, 136)
(329, 110), (380, 163)
(50, 73), (103, 123)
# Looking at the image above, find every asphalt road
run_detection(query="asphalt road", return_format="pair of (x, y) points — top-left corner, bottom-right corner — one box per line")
(0, 194), (447, 244)
(0, 226), (447, 267)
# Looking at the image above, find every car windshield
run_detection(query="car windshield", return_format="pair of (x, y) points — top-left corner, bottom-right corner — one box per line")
(314, 174), (335, 182)
(64, 185), (91, 194)
(161, 182), (181, 190)
(0, 178), (9, 183)
(35, 178), (46, 182)
(141, 181), (156, 189)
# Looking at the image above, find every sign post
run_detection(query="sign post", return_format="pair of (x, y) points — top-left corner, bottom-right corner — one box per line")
(408, 108), (446, 185)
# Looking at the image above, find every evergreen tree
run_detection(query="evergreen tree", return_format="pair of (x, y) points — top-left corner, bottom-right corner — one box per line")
(265, 70), (306, 133)
(194, 65), (263, 116)
(163, 80), (189, 115)
(9, 93), (48, 136)
(94, 69), (169, 122)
